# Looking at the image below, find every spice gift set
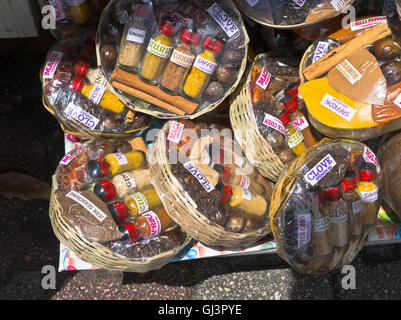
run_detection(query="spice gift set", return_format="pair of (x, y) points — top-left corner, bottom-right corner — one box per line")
(42, 0), (401, 275)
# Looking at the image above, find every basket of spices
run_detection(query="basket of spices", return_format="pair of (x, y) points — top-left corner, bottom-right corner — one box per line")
(299, 21), (401, 140)
(41, 27), (153, 139)
(96, 0), (249, 119)
(49, 137), (190, 272)
(230, 52), (318, 182)
(233, 0), (355, 29)
(269, 138), (381, 275)
(147, 120), (274, 247)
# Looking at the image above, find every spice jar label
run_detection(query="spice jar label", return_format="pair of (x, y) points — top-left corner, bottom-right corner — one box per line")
(60, 145), (84, 165)
(88, 83), (106, 105)
(363, 146), (381, 173)
(350, 16), (387, 32)
(287, 131), (304, 149)
(246, 0), (259, 7)
(239, 175), (250, 189)
(207, 3), (239, 38)
(336, 59), (362, 85)
(298, 213), (311, 248)
(304, 154), (337, 186)
(312, 216), (331, 233)
(48, 0), (66, 21)
(93, 69), (108, 87)
(352, 200), (362, 214)
(241, 188), (252, 200)
(142, 211), (162, 238)
(320, 93), (357, 122)
(43, 51), (63, 79)
(122, 172), (136, 189)
(193, 55), (217, 75)
(127, 27), (146, 44)
(64, 103), (100, 130)
(170, 13), (194, 28)
(167, 121), (185, 144)
(360, 189), (379, 202)
(292, 116), (310, 131)
(170, 50), (195, 69)
(147, 39), (173, 59)
(330, 0), (350, 11)
(312, 41), (330, 63)
(330, 213), (348, 224)
(66, 191), (107, 222)
(183, 161), (215, 193)
(130, 192), (149, 214)
(262, 113), (288, 137)
(291, 0), (307, 7)
(256, 67), (272, 90)
(111, 152), (128, 166)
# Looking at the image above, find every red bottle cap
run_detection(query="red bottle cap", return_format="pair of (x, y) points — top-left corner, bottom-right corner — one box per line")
(282, 96), (299, 114)
(159, 20), (174, 37)
(323, 185), (341, 202)
(121, 221), (139, 244)
(278, 111), (290, 126)
(203, 37), (223, 54)
(135, 3), (149, 18)
(74, 60), (90, 78)
(94, 180), (117, 201)
(220, 185), (233, 203)
(358, 162), (377, 182)
(308, 186), (323, 205)
(181, 29), (201, 45)
(108, 201), (130, 223)
(286, 83), (300, 99)
(341, 171), (358, 192)
(221, 167), (231, 184)
(71, 76), (84, 92)
(87, 158), (110, 179)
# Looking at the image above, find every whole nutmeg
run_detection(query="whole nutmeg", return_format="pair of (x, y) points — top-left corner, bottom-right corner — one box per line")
(103, 115), (121, 132)
(278, 149), (296, 164)
(95, 141), (114, 157)
(102, 23), (122, 44)
(113, 140), (132, 153)
(226, 210), (245, 233)
(244, 216), (265, 233)
(216, 66), (237, 86)
(209, 206), (230, 227)
(381, 61), (401, 86)
(372, 38), (401, 61)
(100, 45), (118, 69)
(267, 132), (285, 150)
(205, 81), (224, 101)
(221, 50), (242, 67)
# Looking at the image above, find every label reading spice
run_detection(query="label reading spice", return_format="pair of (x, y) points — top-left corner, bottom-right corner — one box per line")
(112, 152), (128, 166)
(239, 175), (250, 189)
(167, 121), (185, 144)
(88, 83), (106, 105)
(313, 216), (330, 233)
(122, 172), (136, 189)
(170, 50), (195, 68)
(320, 93), (357, 122)
(183, 161), (215, 193)
(48, 0), (66, 21)
(43, 51), (63, 79)
(246, 0), (259, 7)
(330, 0), (349, 11)
(262, 113), (288, 136)
(142, 211), (162, 238)
(287, 131), (304, 149)
(350, 16), (387, 31)
(64, 103), (100, 130)
(298, 213), (311, 248)
(127, 27), (146, 43)
(147, 39), (173, 59)
(312, 41), (330, 63)
(241, 188), (252, 200)
(292, 116), (309, 131)
(66, 191), (107, 222)
(207, 3), (239, 38)
(363, 146), (381, 173)
(193, 55), (217, 75)
(360, 189), (379, 202)
(292, 0), (307, 7)
(352, 200), (362, 214)
(130, 192), (149, 214)
(330, 213), (348, 224)
(256, 67), (272, 90)
(170, 13), (193, 28)
(305, 154), (337, 186)
(60, 145), (84, 165)
(336, 59), (362, 85)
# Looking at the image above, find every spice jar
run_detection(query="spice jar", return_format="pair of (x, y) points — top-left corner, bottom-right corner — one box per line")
(65, 0), (91, 25)
(357, 163), (379, 227)
(119, 208), (176, 244)
(221, 185), (267, 217)
(182, 37), (223, 100)
(278, 111), (307, 157)
(87, 151), (146, 179)
(139, 20), (174, 85)
(117, 3), (150, 73)
(323, 184), (349, 248)
(160, 28), (200, 94)
(341, 171), (363, 237)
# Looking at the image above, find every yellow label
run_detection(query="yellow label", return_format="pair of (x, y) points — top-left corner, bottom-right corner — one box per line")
(300, 78), (375, 129)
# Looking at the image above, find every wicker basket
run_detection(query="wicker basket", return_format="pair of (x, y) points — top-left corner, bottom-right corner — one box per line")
(96, 0), (249, 120)
(147, 121), (271, 248)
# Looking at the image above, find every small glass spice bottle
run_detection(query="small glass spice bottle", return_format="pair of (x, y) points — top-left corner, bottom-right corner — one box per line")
(117, 3), (150, 73)
(160, 28), (200, 94)
(65, 0), (91, 25)
(341, 171), (363, 237)
(182, 37), (223, 100)
(140, 19), (175, 85)
(278, 111), (307, 157)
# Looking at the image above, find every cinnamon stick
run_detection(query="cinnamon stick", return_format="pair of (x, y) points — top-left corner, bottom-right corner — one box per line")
(111, 67), (199, 114)
(303, 23), (392, 81)
(112, 81), (187, 116)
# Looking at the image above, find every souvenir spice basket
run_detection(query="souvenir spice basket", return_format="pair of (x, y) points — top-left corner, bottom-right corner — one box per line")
(230, 52), (318, 182)
(49, 139), (191, 272)
(41, 28), (153, 139)
(147, 120), (274, 247)
(269, 139), (381, 275)
(233, 0), (355, 30)
(299, 21), (401, 140)
(96, 0), (249, 119)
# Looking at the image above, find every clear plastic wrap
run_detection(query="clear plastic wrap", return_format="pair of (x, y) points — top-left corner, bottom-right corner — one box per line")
(233, 0), (355, 28)
(54, 138), (188, 258)
(97, 0), (248, 118)
(270, 139), (381, 275)
(41, 27), (153, 137)
(300, 21), (401, 140)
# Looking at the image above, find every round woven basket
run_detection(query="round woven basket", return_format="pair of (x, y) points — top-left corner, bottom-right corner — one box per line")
(96, 0), (249, 120)
(229, 53), (287, 182)
(147, 121), (271, 248)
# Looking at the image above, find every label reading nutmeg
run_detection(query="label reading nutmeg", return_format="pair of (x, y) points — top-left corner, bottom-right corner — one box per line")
(336, 59), (362, 85)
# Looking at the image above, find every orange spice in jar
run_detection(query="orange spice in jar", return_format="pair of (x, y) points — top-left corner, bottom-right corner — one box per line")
(160, 29), (200, 94)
